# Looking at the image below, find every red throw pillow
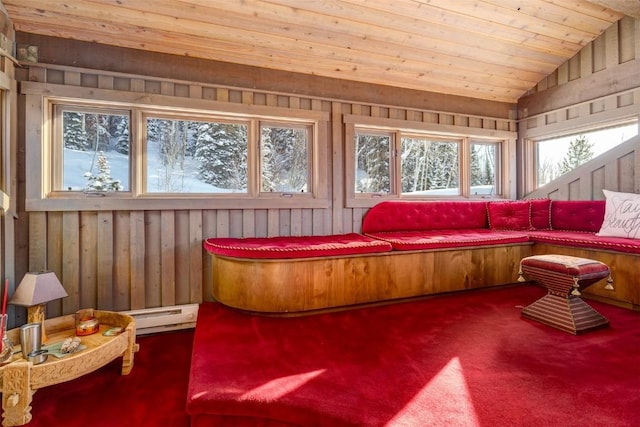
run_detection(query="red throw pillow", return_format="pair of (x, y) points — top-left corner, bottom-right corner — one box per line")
(487, 201), (530, 230)
(529, 199), (552, 230)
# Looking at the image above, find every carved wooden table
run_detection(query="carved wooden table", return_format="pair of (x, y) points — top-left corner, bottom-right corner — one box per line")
(0, 310), (138, 426)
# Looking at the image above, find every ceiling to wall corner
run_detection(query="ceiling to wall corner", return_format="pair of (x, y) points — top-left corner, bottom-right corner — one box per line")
(3, 0), (632, 103)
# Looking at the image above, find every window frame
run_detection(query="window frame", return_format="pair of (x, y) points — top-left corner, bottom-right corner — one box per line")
(469, 138), (502, 197)
(258, 120), (315, 197)
(344, 114), (515, 208)
(527, 119), (639, 192)
(52, 104), (133, 196)
(353, 127), (396, 196)
(140, 111), (253, 196)
(399, 132), (464, 197)
(25, 83), (330, 211)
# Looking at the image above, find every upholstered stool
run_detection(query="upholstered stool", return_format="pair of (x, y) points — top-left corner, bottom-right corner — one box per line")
(518, 254), (614, 334)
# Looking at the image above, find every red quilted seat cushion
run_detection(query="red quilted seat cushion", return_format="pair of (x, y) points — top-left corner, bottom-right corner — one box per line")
(528, 230), (640, 255)
(520, 254), (609, 276)
(362, 201), (489, 233)
(203, 233), (393, 259)
(550, 200), (605, 232)
(365, 229), (530, 251)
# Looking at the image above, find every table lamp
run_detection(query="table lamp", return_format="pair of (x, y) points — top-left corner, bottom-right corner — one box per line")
(9, 271), (68, 343)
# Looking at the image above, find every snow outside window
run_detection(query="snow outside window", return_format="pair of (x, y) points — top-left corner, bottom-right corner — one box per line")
(401, 137), (460, 196)
(60, 109), (130, 192)
(145, 117), (248, 193)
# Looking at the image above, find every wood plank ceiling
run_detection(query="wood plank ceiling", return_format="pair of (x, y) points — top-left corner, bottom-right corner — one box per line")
(3, 0), (631, 103)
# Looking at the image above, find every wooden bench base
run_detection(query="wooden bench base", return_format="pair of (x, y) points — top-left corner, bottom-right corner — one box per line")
(211, 243), (533, 313)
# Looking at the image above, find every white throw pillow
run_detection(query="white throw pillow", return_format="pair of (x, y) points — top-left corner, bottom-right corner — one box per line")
(596, 190), (640, 239)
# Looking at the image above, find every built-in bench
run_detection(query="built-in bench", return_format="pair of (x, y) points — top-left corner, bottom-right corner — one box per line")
(204, 196), (640, 313)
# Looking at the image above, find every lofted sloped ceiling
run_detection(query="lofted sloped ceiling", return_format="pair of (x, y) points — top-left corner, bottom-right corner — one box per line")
(2, 0), (633, 103)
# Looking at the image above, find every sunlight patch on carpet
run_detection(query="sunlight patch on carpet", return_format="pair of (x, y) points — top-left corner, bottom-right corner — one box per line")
(239, 369), (327, 402)
(387, 357), (480, 426)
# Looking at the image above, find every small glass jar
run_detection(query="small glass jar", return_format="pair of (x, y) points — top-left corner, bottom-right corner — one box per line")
(75, 309), (100, 336)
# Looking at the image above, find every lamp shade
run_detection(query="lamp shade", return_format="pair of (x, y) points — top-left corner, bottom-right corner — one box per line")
(9, 271), (68, 307)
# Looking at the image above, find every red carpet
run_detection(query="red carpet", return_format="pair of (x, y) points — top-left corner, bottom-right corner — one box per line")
(27, 328), (193, 427)
(20, 285), (640, 426)
(188, 285), (640, 427)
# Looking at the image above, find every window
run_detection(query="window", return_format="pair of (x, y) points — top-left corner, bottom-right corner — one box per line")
(144, 116), (248, 194)
(346, 116), (511, 206)
(355, 131), (392, 194)
(470, 141), (500, 196)
(535, 121), (638, 188)
(401, 136), (460, 196)
(260, 124), (311, 193)
(39, 96), (328, 209)
(57, 106), (130, 192)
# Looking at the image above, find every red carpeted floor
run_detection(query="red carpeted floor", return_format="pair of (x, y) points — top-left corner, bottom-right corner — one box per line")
(26, 328), (193, 427)
(23, 284), (640, 426)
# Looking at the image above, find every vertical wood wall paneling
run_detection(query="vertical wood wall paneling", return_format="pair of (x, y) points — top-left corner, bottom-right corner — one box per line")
(45, 212), (63, 318)
(27, 211), (47, 271)
(267, 209), (279, 237)
(301, 208), (313, 236)
(96, 211), (114, 310)
(174, 210), (190, 305)
(331, 102), (343, 234)
(62, 212), (80, 313)
(605, 21), (620, 68)
(216, 210), (230, 238)
(519, 16), (640, 200)
(113, 211), (131, 311)
(44, 212), (66, 317)
(618, 153), (635, 192)
(619, 16), (636, 63)
(144, 211), (162, 307)
(254, 209), (268, 238)
(202, 210), (217, 302)
(129, 211), (146, 309)
(160, 210), (176, 307)
(242, 209), (255, 238)
(188, 210), (203, 303)
(278, 209), (291, 236)
(229, 209), (243, 237)
(79, 212), (98, 309)
(290, 208), (302, 236)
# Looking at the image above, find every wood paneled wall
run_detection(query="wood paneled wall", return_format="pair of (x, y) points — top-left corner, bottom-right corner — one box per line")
(520, 86), (640, 199)
(519, 16), (640, 117)
(16, 62), (516, 321)
(517, 17), (640, 199)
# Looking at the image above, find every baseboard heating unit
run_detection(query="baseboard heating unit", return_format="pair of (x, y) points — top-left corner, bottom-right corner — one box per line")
(124, 304), (199, 335)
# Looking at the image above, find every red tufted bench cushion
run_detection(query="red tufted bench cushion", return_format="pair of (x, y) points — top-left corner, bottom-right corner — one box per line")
(361, 200), (488, 233)
(203, 233), (393, 259)
(528, 230), (640, 255)
(365, 229), (530, 250)
(550, 200), (605, 232)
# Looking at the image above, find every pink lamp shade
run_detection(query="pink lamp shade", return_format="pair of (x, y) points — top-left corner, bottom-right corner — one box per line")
(9, 272), (68, 307)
